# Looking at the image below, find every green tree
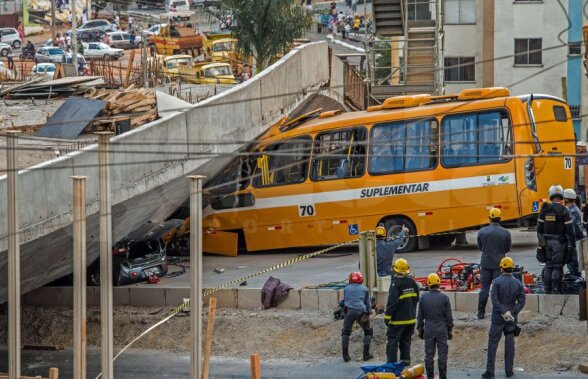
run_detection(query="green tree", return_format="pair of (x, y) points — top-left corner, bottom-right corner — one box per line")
(222, 0), (309, 73)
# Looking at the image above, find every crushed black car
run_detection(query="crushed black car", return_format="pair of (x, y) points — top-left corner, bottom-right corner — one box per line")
(88, 219), (183, 286)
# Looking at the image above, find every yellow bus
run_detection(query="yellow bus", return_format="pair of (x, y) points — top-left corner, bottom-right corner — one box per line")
(200, 87), (576, 256)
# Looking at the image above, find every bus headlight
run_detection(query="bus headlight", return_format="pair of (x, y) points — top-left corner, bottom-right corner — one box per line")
(525, 157), (537, 191)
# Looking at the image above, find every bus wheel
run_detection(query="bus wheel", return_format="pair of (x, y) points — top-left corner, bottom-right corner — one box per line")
(383, 217), (417, 253)
(429, 233), (456, 248)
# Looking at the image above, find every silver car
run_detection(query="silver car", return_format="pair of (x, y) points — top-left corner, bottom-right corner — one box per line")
(107, 32), (142, 49)
(82, 42), (124, 60)
(0, 28), (22, 49)
(34, 47), (66, 63)
(78, 19), (113, 32)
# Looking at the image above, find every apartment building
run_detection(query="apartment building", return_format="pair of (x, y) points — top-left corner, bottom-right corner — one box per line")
(443, 0), (585, 138)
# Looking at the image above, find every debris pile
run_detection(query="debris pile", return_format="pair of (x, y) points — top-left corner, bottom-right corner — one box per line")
(0, 76), (105, 99)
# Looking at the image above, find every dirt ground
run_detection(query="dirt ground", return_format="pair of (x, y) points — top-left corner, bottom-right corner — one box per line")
(0, 305), (586, 375)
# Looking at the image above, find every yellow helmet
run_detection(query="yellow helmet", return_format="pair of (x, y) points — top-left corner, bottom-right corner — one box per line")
(488, 207), (502, 219)
(427, 273), (441, 287)
(393, 258), (410, 274)
(375, 225), (387, 238)
(500, 257), (514, 269)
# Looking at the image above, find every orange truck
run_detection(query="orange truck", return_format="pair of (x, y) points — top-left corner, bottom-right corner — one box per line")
(150, 24), (204, 56)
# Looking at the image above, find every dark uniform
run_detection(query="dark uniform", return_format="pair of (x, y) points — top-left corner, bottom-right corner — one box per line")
(485, 273), (526, 376)
(477, 222), (512, 318)
(567, 203), (583, 277)
(341, 283), (373, 359)
(537, 202), (575, 293)
(417, 289), (453, 379)
(384, 275), (420, 364)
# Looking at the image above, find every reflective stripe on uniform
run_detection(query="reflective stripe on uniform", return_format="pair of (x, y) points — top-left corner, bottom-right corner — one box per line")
(389, 319), (416, 325)
(537, 219), (544, 223)
(398, 293), (417, 300)
(384, 315), (391, 320)
(565, 220), (573, 224)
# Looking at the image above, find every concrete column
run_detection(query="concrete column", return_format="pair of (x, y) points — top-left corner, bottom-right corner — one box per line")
(391, 37), (401, 85)
(72, 176), (87, 379)
(7, 130), (21, 379)
(482, 0), (494, 87)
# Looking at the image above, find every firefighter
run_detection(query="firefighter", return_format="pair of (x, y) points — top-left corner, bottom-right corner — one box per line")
(376, 223), (409, 277)
(476, 208), (512, 319)
(341, 271), (373, 362)
(385, 258), (420, 365)
(417, 273), (453, 379)
(563, 188), (583, 277)
(537, 185), (576, 293)
(482, 257), (526, 379)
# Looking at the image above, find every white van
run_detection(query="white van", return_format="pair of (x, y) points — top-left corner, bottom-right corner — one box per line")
(167, 0), (190, 11)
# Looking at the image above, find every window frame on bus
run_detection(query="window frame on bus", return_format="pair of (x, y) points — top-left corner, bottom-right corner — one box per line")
(368, 117), (440, 176)
(251, 134), (313, 189)
(440, 108), (513, 169)
(309, 126), (368, 182)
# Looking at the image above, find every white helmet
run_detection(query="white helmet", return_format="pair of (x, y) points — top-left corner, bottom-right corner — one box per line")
(548, 184), (564, 200)
(577, 140), (588, 148)
(564, 188), (577, 200)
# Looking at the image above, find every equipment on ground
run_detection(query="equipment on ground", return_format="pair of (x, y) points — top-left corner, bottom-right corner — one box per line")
(393, 258), (410, 275)
(350, 271), (364, 284)
(400, 364), (425, 379)
(500, 257), (515, 269)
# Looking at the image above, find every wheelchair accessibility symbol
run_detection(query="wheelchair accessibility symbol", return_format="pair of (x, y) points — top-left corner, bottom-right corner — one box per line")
(532, 201), (539, 213)
(348, 224), (359, 235)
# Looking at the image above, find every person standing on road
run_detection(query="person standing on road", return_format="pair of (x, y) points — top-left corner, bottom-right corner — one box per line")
(376, 223), (408, 277)
(417, 273), (453, 379)
(482, 257), (526, 379)
(476, 208), (511, 319)
(385, 258), (419, 365)
(537, 185), (576, 293)
(564, 188), (583, 277)
(128, 16), (135, 33)
(341, 272), (374, 362)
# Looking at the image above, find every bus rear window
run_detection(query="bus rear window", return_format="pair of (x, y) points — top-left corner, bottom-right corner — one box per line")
(553, 106), (567, 122)
(370, 119), (438, 174)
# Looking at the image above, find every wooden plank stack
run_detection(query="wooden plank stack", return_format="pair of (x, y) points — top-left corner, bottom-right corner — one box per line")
(84, 85), (159, 130)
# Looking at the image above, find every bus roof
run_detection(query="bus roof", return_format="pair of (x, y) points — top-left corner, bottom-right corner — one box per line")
(263, 89), (567, 145)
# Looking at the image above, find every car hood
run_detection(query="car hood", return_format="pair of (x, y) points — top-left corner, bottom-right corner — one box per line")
(119, 219), (183, 242)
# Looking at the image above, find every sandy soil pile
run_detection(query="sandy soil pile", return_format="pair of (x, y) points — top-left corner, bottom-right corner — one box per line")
(0, 305), (586, 374)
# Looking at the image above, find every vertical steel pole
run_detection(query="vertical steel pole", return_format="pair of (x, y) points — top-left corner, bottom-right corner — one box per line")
(358, 231), (367, 285)
(72, 0), (78, 74)
(7, 130), (21, 379)
(188, 175), (205, 379)
(97, 132), (113, 379)
(365, 231), (375, 295)
(72, 176), (87, 379)
(51, 0), (57, 43)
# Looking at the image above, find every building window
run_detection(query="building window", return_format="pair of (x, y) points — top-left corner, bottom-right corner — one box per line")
(514, 38), (542, 65)
(444, 57), (475, 82)
(444, 0), (476, 24)
(569, 105), (581, 120)
(569, 41), (582, 56)
(407, 0), (432, 21)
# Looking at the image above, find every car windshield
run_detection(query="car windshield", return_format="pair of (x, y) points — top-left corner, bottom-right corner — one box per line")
(48, 48), (63, 55)
(212, 42), (233, 52)
(205, 65), (232, 77)
(167, 57), (192, 68)
(37, 66), (55, 72)
(149, 25), (160, 32)
(95, 43), (110, 49)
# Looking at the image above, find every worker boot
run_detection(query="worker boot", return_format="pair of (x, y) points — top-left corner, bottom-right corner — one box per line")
(477, 304), (485, 320)
(342, 346), (351, 362)
(363, 345), (373, 361)
(481, 372), (495, 379)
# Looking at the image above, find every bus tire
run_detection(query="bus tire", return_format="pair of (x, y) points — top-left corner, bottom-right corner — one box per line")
(383, 217), (417, 253)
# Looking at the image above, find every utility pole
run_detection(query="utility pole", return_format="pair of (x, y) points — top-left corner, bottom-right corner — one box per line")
(97, 132), (113, 379)
(72, 0), (78, 75)
(51, 0), (56, 43)
(141, 39), (148, 88)
(72, 176), (87, 379)
(7, 130), (21, 379)
(188, 175), (205, 379)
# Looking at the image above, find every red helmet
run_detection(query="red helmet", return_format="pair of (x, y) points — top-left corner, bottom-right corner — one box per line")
(349, 271), (363, 284)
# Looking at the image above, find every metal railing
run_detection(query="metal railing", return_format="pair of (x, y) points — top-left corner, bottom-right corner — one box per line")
(343, 61), (367, 110)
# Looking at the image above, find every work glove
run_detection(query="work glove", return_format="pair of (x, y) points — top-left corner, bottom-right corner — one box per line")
(448, 329), (453, 340)
(502, 311), (515, 322)
(418, 328), (424, 340)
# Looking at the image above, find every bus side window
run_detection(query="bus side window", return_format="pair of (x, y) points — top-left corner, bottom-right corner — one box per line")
(310, 127), (367, 181)
(253, 136), (313, 187)
(369, 119), (438, 174)
(204, 156), (252, 194)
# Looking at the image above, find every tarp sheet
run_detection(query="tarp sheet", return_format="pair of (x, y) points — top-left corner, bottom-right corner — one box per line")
(36, 96), (106, 139)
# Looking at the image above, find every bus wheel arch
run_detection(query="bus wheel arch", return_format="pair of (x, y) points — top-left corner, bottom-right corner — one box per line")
(378, 216), (418, 253)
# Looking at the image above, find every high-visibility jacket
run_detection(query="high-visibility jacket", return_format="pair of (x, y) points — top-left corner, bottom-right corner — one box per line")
(384, 275), (420, 326)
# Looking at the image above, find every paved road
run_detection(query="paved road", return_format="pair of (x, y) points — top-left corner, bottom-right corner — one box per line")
(129, 230), (547, 290)
(0, 348), (582, 379)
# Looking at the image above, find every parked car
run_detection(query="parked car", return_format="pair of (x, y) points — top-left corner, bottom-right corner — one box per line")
(31, 63), (56, 79)
(107, 31), (142, 49)
(167, 0), (190, 11)
(87, 219), (183, 286)
(137, 0), (165, 9)
(34, 47), (66, 63)
(78, 28), (107, 42)
(0, 42), (12, 57)
(78, 19), (113, 32)
(82, 42), (124, 60)
(0, 28), (22, 48)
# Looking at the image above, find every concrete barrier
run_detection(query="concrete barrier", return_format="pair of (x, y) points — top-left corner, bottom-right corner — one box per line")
(0, 41), (333, 303)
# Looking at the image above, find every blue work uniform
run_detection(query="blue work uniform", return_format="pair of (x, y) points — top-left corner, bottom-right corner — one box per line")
(567, 203), (582, 277)
(376, 230), (405, 277)
(477, 222), (511, 317)
(485, 273), (526, 376)
(341, 283), (373, 352)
